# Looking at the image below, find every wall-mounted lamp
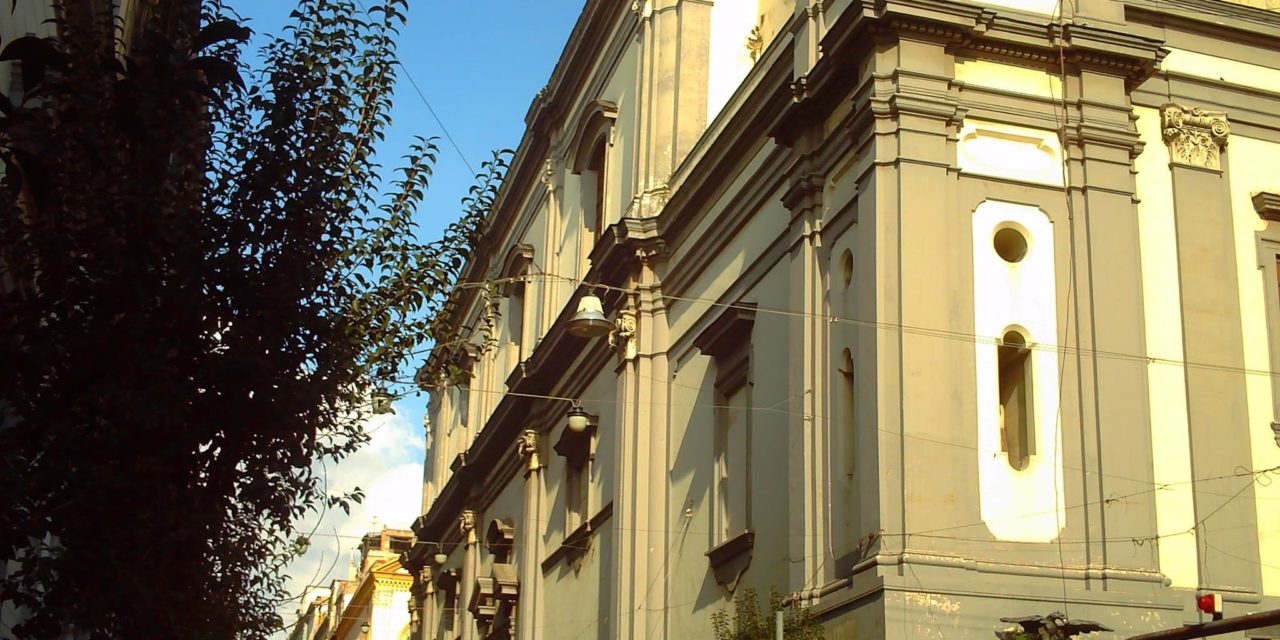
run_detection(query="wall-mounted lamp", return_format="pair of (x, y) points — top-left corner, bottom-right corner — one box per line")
(566, 402), (590, 433)
(567, 294), (612, 337)
(360, 622), (371, 635)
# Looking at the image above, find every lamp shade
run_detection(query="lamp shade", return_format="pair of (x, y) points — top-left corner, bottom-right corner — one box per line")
(433, 552), (449, 565)
(567, 404), (590, 433)
(567, 294), (612, 337)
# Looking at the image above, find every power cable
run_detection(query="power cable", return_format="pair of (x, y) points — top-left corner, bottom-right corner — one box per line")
(400, 270), (1280, 381)
(351, 0), (475, 175)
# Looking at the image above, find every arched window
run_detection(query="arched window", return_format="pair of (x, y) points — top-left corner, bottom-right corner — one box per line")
(568, 100), (617, 242)
(997, 329), (1035, 471)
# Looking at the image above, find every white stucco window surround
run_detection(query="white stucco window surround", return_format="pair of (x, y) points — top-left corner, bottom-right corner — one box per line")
(957, 120), (1064, 187)
(972, 200), (1066, 543)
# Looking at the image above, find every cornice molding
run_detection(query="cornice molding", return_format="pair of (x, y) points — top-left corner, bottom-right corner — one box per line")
(776, 0), (1166, 143)
(1126, 0), (1280, 38)
(1253, 191), (1280, 223)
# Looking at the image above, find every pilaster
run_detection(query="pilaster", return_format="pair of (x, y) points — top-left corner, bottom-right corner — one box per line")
(1160, 103), (1261, 598)
(610, 239), (670, 639)
(783, 163), (831, 596)
(1055, 63), (1160, 584)
(459, 510), (478, 640)
(870, 27), (962, 576)
(515, 431), (543, 640)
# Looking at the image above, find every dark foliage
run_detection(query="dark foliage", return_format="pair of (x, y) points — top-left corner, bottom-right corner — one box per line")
(0, 1), (501, 638)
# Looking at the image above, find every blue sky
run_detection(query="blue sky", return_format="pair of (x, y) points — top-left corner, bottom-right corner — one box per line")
(224, 0), (585, 628)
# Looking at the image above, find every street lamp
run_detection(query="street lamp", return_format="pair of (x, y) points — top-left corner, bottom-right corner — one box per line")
(566, 294), (612, 337)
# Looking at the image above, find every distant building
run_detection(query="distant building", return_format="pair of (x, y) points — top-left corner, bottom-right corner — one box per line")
(289, 586), (334, 640)
(300, 529), (416, 640)
(404, 0), (1280, 638)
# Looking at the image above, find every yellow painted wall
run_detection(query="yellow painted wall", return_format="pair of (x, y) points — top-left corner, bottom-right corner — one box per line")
(1227, 135), (1280, 596)
(1164, 49), (1280, 92)
(1133, 106), (1199, 589)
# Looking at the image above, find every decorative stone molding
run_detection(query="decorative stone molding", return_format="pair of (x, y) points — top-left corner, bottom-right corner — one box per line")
(1161, 104), (1230, 170)
(633, 186), (670, 218)
(1253, 191), (1280, 223)
(468, 563), (519, 623)
(516, 429), (541, 471)
(694, 303), (758, 392)
(957, 120), (1064, 186)
(609, 309), (638, 360)
(781, 172), (824, 219)
(634, 242), (668, 267)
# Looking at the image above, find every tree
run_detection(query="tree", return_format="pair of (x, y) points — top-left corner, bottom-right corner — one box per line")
(711, 588), (827, 640)
(0, 1), (499, 638)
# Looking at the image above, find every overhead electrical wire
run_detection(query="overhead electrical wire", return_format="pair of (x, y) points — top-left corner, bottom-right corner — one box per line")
(392, 270), (1280, 381)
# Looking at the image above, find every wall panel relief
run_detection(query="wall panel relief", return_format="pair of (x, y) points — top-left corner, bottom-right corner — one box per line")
(972, 201), (1066, 543)
(957, 121), (1064, 187)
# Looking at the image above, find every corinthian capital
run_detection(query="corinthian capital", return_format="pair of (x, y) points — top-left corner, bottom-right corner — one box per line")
(1161, 104), (1229, 170)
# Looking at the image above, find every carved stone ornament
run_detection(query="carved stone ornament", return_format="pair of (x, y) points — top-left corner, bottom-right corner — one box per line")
(745, 19), (764, 63)
(517, 429), (541, 471)
(1272, 422), (1280, 449)
(459, 510), (477, 544)
(609, 310), (638, 360)
(1161, 104), (1230, 170)
(540, 158), (556, 190)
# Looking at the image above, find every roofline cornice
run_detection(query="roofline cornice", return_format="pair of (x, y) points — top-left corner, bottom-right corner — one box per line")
(417, 1), (636, 385)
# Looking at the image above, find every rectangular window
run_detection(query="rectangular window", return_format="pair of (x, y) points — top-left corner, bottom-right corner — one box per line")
(566, 458), (588, 530)
(555, 419), (597, 534)
(507, 282), (525, 371)
(590, 141), (607, 237)
(1265, 243), (1280, 425)
(715, 385), (749, 542)
(457, 383), (470, 432)
(693, 304), (757, 551)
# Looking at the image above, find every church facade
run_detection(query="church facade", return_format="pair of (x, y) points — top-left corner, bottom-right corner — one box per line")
(405, 0), (1280, 638)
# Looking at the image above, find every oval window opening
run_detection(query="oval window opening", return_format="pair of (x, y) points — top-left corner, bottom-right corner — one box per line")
(993, 226), (1029, 263)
